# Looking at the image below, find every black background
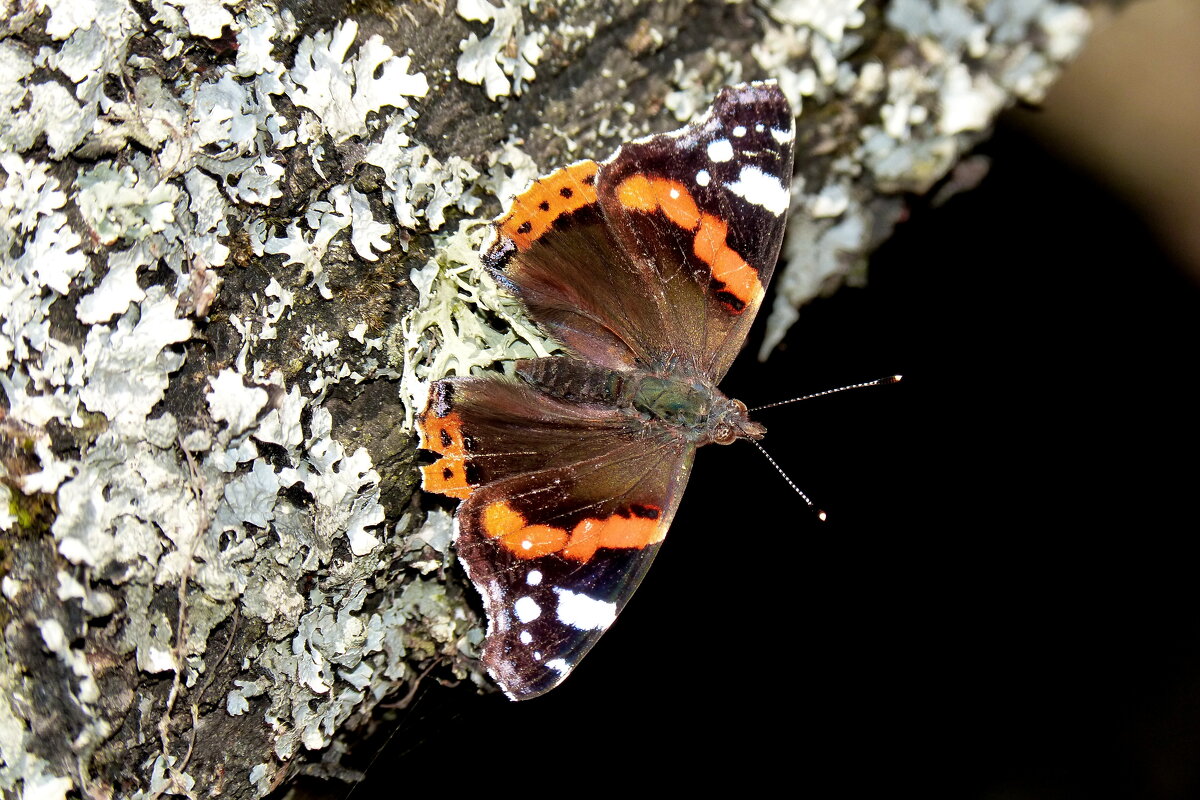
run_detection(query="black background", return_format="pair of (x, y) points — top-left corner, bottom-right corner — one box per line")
(330, 122), (1199, 798)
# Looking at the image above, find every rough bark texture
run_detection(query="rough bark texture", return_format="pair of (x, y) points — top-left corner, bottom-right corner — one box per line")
(1, 0), (1100, 796)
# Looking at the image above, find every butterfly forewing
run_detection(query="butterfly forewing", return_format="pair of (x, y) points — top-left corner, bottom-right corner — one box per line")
(594, 83), (795, 380)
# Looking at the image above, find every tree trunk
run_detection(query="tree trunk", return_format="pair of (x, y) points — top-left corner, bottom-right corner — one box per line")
(0, 0), (1099, 796)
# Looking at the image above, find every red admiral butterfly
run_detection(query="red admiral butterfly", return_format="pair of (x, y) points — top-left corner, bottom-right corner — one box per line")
(418, 81), (795, 699)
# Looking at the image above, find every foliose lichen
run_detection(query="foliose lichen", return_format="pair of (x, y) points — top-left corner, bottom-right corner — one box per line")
(0, 2), (490, 795)
(1, 0), (1094, 795)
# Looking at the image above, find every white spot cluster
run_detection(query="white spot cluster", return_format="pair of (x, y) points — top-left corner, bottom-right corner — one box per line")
(553, 588), (617, 631)
(514, 596), (541, 623)
(725, 165), (790, 216)
(706, 138), (734, 163)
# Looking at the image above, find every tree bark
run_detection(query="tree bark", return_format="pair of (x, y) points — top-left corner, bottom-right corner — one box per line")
(0, 0), (1100, 796)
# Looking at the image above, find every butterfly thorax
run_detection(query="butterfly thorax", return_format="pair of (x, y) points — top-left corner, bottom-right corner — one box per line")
(516, 357), (765, 446)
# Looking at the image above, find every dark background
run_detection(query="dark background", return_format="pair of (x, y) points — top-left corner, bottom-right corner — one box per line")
(323, 116), (1199, 799)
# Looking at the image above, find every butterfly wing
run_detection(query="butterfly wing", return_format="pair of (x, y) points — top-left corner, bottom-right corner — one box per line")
(418, 378), (695, 699)
(483, 159), (665, 372)
(485, 82), (795, 380)
(595, 82), (795, 380)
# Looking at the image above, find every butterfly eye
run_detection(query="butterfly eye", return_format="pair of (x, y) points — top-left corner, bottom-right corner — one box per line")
(713, 424), (737, 445)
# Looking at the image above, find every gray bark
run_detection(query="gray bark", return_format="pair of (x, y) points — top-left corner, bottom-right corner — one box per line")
(0, 0), (1098, 796)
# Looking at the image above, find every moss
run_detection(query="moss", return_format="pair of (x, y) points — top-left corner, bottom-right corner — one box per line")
(7, 492), (57, 535)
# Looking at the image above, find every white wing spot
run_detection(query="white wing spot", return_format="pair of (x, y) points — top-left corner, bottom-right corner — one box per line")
(733, 124), (747, 137)
(533, 651), (542, 660)
(669, 187), (680, 199)
(546, 658), (570, 674)
(526, 570), (543, 586)
(554, 588), (617, 631)
(755, 123), (765, 133)
(514, 596), (541, 623)
(707, 138), (734, 163)
(771, 127), (795, 145)
(521, 539), (532, 550)
(696, 170), (711, 187)
(726, 165), (789, 216)
(519, 630), (533, 645)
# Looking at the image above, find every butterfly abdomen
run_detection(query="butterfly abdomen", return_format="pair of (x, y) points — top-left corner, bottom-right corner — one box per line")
(515, 357), (631, 406)
(516, 356), (715, 431)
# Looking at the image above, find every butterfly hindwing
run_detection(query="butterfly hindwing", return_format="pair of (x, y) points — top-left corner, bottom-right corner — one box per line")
(419, 377), (695, 698)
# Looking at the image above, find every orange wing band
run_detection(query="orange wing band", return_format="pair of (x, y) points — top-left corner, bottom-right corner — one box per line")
(482, 500), (664, 562)
(418, 411), (474, 500)
(614, 175), (762, 312)
(498, 161), (600, 251)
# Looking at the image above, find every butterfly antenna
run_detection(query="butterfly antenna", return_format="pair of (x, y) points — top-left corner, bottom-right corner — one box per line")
(746, 375), (901, 520)
(749, 374), (902, 412)
(750, 438), (827, 522)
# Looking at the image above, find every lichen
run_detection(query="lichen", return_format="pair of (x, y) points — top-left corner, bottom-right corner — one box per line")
(287, 20), (429, 144)
(1, 1), (480, 794)
(753, 0), (1090, 354)
(0, 0), (1095, 794)
(363, 119), (484, 236)
(395, 219), (560, 428)
(456, 0), (544, 101)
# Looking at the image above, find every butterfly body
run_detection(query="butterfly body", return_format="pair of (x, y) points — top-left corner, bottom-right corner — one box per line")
(418, 82), (794, 699)
(515, 356), (764, 445)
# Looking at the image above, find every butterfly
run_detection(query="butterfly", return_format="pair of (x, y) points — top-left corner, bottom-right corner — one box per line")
(418, 81), (795, 699)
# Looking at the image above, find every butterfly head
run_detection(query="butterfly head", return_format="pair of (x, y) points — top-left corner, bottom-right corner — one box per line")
(706, 397), (765, 446)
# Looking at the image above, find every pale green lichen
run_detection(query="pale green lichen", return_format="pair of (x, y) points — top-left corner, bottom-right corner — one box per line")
(168, 0), (237, 39)
(395, 219), (560, 429)
(364, 119), (483, 236)
(2, 1), (481, 794)
(287, 20), (429, 143)
(392, 138), (553, 409)
(76, 162), (180, 246)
